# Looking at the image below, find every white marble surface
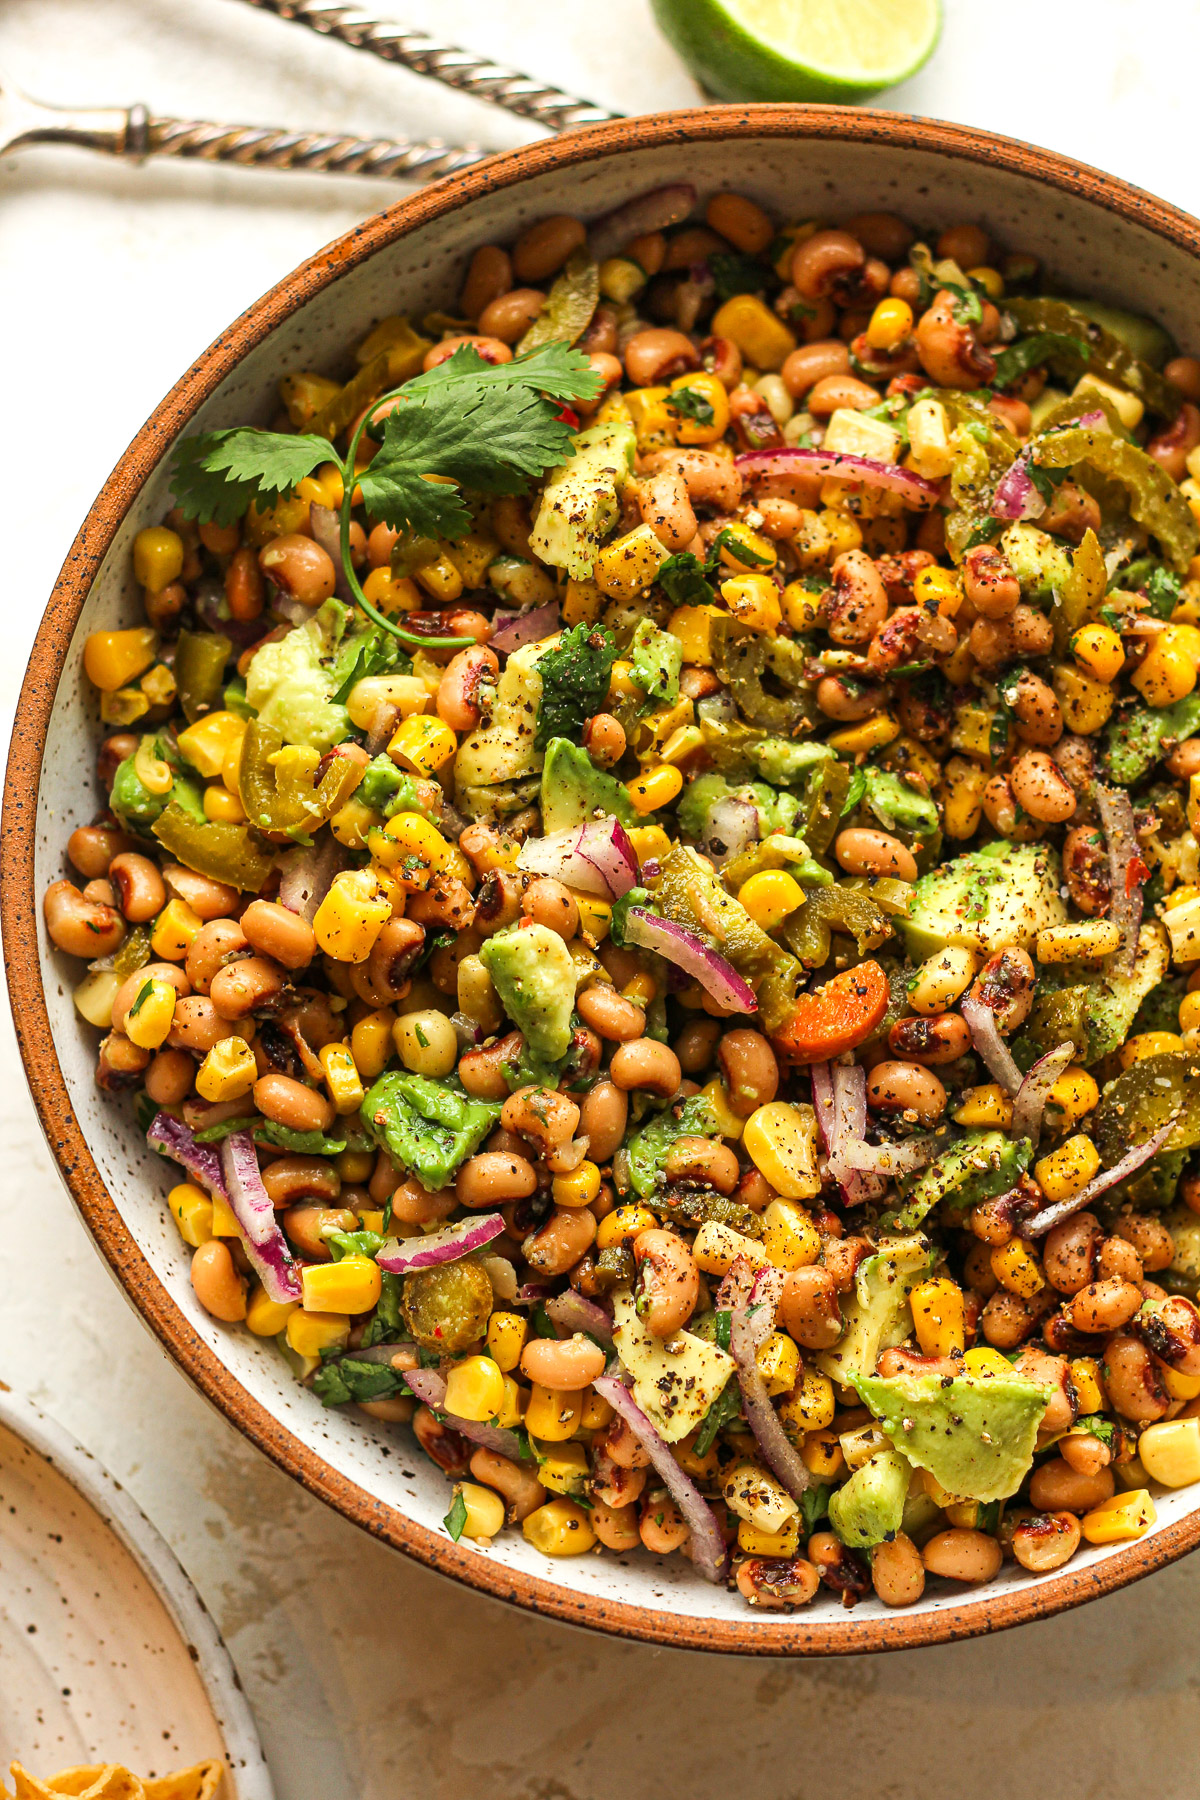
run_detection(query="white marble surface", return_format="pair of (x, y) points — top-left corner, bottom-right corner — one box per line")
(5, 3), (1200, 1793)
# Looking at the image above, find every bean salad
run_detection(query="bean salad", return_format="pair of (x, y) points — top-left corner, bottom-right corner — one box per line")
(44, 182), (1200, 1609)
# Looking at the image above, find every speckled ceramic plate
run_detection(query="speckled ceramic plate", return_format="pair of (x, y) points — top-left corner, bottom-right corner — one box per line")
(0, 1384), (273, 1797)
(9, 107), (1200, 1654)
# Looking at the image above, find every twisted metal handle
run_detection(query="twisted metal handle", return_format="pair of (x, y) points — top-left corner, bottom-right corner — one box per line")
(144, 112), (487, 180)
(232, 0), (623, 132)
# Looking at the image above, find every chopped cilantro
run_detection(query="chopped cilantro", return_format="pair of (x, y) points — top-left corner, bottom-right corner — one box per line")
(668, 387), (716, 427)
(841, 766), (867, 814)
(443, 1489), (468, 1542)
(656, 550), (716, 608)
(694, 1378), (741, 1456)
(533, 622), (617, 751)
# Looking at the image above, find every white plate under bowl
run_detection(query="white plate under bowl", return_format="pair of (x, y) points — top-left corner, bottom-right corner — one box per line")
(10, 107), (1200, 1654)
(0, 1384), (273, 1797)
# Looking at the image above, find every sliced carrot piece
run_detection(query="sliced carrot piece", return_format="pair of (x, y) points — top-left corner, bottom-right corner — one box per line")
(771, 960), (890, 1062)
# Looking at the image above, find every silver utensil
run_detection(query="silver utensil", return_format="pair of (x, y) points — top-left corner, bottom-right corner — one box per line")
(0, 70), (488, 181)
(231, 0), (623, 132)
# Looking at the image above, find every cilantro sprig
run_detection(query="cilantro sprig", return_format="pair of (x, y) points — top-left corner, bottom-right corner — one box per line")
(171, 341), (601, 651)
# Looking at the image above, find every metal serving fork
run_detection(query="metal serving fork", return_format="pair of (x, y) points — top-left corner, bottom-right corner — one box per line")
(0, 69), (490, 182)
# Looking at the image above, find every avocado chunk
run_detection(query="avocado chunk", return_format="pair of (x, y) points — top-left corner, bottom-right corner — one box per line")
(751, 738), (834, 788)
(853, 1371), (1050, 1503)
(529, 417), (637, 580)
(828, 1449), (911, 1550)
(815, 1235), (935, 1388)
(244, 598), (351, 751)
(887, 1131), (1033, 1233)
(1104, 689), (1200, 787)
(454, 637), (552, 818)
(1028, 922), (1170, 1066)
(863, 766), (939, 837)
(611, 1284), (735, 1442)
(479, 924), (577, 1062)
(540, 737), (637, 834)
(1000, 522), (1074, 599)
(900, 840), (1066, 961)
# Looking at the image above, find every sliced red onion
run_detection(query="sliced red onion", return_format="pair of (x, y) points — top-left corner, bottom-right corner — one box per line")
(147, 1111), (226, 1198)
(961, 993), (1023, 1095)
(735, 447), (941, 509)
(517, 816), (639, 898)
(273, 594), (312, 626)
(831, 1061), (886, 1205)
(705, 795), (758, 866)
(587, 182), (697, 261)
(810, 1060), (838, 1153)
(404, 1366), (527, 1461)
(729, 1267), (810, 1503)
(621, 907), (757, 1013)
(1026, 1124), (1173, 1237)
(278, 835), (345, 923)
(545, 1290), (614, 1347)
(1097, 785), (1143, 977)
(593, 1375), (729, 1584)
(220, 1131), (302, 1303)
(490, 601), (560, 654)
(1012, 1040), (1077, 1149)
(375, 1214), (505, 1273)
(991, 453), (1045, 521)
(517, 1283), (551, 1303)
(309, 503), (353, 600)
(830, 1136), (941, 1178)
(365, 702), (400, 756)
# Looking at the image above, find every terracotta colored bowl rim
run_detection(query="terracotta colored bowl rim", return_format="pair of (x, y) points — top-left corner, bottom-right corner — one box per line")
(7, 103), (1200, 1656)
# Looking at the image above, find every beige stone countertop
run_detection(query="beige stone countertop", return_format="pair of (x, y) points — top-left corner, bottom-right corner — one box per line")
(4, 2), (1200, 1792)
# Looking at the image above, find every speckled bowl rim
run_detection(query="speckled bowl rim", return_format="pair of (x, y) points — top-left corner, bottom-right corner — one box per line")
(7, 103), (1200, 1656)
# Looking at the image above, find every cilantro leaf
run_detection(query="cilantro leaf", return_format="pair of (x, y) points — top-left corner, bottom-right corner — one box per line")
(312, 1357), (410, 1408)
(170, 429), (332, 527)
(841, 767), (867, 814)
(1145, 565), (1182, 619)
(991, 332), (1090, 390)
(941, 280), (984, 326)
(444, 1489), (469, 1542)
(358, 342), (601, 542)
(330, 627), (409, 705)
(668, 387), (716, 427)
(533, 623), (617, 751)
(656, 550), (716, 608)
(694, 1377), (741, 1456)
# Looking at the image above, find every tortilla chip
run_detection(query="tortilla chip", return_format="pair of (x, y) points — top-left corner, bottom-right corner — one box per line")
(144, 1766), (223, 1800)
(8, 1764), (221, 1800)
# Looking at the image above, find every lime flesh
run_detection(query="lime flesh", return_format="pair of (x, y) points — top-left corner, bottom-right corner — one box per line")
(651, 0), (942, 103)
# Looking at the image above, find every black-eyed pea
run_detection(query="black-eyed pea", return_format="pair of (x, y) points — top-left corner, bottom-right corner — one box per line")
(1011, 1511), (1082, 1573)
(921, 1528), (1003, 1583)
(608, 1039), (682, 1098)
(191, 1240), (247, 1322)
(632, 1227), (699, 1337)
(834, 828), (918, 882)
(866, 1060), (946, 1126)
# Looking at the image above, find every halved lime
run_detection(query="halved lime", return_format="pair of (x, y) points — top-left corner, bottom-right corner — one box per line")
(651, 0), (942, 103)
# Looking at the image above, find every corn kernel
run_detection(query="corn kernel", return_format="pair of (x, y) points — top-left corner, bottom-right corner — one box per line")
(952, 1083), (1015, 1129)
(626, 824), (673, 868)
(1046, 1065), (1100, 1130)
(1068, 1357), (1106, 1415)
(693, 1219), (769, 1276)
(990, 1239), (1045, 1298)
(1037, 919), (1123, 963)
(623, 385), (676, 450)
(910, 1278), (966, 1358)
(522, 1498), (597, 1555)
(301, 1256), (382, 1316)
(967, 264), (1005, 299)
(711, 293), (796, 371)
(963, 1345), (1015, 1379)
(939, 756), (990, 839)
(659, 724), (704, 766)
(666, 603), (722, 666)
(826, 712), (901, 755)
(524, 1384), (583, 1442)
(296, 462), (346, 510)
(669, 371), (731, 445)
(1073, 373), (1145, 431)
(195, 1034), (257, 1103)
(622, 970), (658, 1006)
(1180, 990), (1200, 1034)
(1119, 1030), (1185, 1070)
(319, 1041), (365, 1114)
(1163, 892), (1200, 965)
(279, 371), (341, 427)
(553, 1161), (602, 1209)
(906, 398), (954, 481)
(386, 713), (458, 777)
(580, 1389), (614, 1432)
(737, 870), (804, 931)
(737, 1516), (801, 1557)
(360, 566), (421, 617)
(718, 520), (777, 573)
(246, 1289), (300, 1338)
(1162, 1365), (1200, 1401)
(123, 976), (177, 1050)
(83, 627), (158, 692)
(761, 1199), (821, 1272)
(533, 1438), (590, 1495)
(840, 1424), (889, 1471)
(350, 1007), (395, 1080)
(1132, 642), (1196, 707)
(1071, 622), (1124, 682)
(913, 564), (962, 617)
(495, 1375), (526, 1429)
(698, 1076), (745, 1140)
(1081, 1488), (1157, 1544)
(168, 1182), (213, 1248)
(866, 296), (914, 351)
(720, 571), (781, 632)
(314, 869), (391, 963)
(443, 1354), (507, 1423)
(595, 1204), (657, 1249)
(412, 552), (464, 604)
(743, 1101), (821, 1200)
(133, 525), (184, 594)
(203, 785), (246, 824)
(176, 711), (247, 780)
(150, 898), (202, 961)
(286, 1309), (351, 1358)
(757, 1331), (801, 1396)
(210, 1194), (239, 1238)
(781, 579), (822, 633)
(799, 1426), (844, 1476)
(455, 1481), (506, 1541)
(593, 524), (671, 599)
(1035, 1133), (1101, 1203)
(246, 492), (309, 546)
(1054, 662), (1115, 735)
(626, 763), (683, 814)
(486, 1311), (528, 1373)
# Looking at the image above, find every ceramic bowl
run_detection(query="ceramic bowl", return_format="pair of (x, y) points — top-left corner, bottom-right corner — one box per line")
(0, 1385), (273, 1795)
(8, 106), (1200, 1656)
